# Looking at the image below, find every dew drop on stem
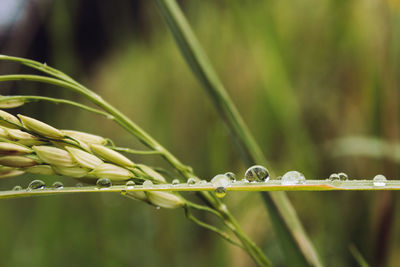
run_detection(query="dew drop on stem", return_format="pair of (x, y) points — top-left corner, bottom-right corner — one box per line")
(244, 165), (269, 182)
(96, 178), (112, 188)
(187, 177), (197, 185)
(172, 179), (180, 185)
(126, 181), (135, 189)
(12, 185), (22, 191)
(28, 179), (45, 190)
(52, 181), (64, 189)
(281, 171), (306, 185)
(373, 175), (387, 187)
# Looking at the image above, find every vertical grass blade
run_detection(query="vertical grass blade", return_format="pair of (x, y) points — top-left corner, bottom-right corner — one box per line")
(154, 0), (323, 266)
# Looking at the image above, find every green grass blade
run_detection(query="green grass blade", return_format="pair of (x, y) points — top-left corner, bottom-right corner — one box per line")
(154, 0), (323, 266)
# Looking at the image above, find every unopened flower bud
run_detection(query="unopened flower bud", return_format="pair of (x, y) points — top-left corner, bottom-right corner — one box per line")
(90, 144), (135, 168)
(62, 130), (107, 145)
(147, 191), (184, 209)
(65, 146), (103, 169)
(0, 142), (32, 155)
(25, 165), (56, 175)
(6, 129), (45, 146)
(137, 164), (166, 183)
(18, 114), (65, 139)
(90, 163), (134, 181)
(0, 98), (25, 109)
(52, 165), (89, 178)
(32, 145), (76, 167)
(0, 155), (37, 167)
(0, 110), (21, 128)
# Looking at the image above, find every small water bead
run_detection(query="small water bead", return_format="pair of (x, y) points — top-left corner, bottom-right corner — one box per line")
(12, 185), (22, 191)
(143, 180), (153, 187)
(28, 179), (45, 190)
(338, 172), (348, 181)
(187, 177), (197, 185)
(172, 179), (180, 185)
(52, 181), (64, 189)
(373, 175), (387, 187)
(281, 171), (306, 185)
(214, 187), (227, 198)
(244, 165), (269, 182)
(96, 178), (112, 188)
(329, 173), (340, 182)
(198, 180), (207, 185)
(224, 172), (236, 182)
(126, 181), (135, 189)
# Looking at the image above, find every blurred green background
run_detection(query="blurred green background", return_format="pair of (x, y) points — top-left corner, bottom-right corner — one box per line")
(0, 0), (400, 266)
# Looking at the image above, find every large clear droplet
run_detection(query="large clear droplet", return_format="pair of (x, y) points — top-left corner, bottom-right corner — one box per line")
(373, 175), (387, 187)
(224, 172), (236, 182)
(338, 172), (348, 181)
(172, 179), (180, 185)
(126, 181), (135, 189)
(187, 177), (197, 185)
(12, 185), (23, 191)
(52, 181), (64, 189)
(96, 178), (112, 188)
(329, 173), (340, 181)
(211, 174), (230, 198)
(281, 171), (306, 185)
(28, 180), (45, 190)
(244, 165), (269, 182)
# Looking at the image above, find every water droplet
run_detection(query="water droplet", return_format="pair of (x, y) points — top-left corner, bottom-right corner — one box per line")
(281, 171), (306, 185)
(28, 179), (45, 190)
(242, 178), (249, 183)
(224, 172), (236, 182)
(172, 179), (180, 185)
(338, 172), (348, 181)
(12, 185), (22, 191)
(198, 180), (207, 185)
(244, 165), (269, 182)
(52, 181), (64, 189)
(143, 180), (153, 187)
(96, 178), (112, 188)
(329, 173), (340, 181)
(156, 206), (161, 210)
(211, 174), (230, 188)
(106, 114), (115, 120)
(76, 183), (83, 187)
(187, 177), (197, 185)
(373, 175), (387, 187)
(214, 187), (227, 198)
(126, 181), (135, 189)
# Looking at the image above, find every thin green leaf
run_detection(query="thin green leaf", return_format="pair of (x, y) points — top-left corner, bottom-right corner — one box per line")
(153, 0), (323, 266)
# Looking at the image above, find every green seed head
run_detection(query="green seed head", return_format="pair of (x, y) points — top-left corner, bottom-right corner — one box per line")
(90, 144), (135, 168)
(62, 130), (107, 145)
(65, 146), (103, 169)
(52, 165), (89, 178)
(0, 110), (22, 129)
(0, 142), (32, 155)
(147, 191), (184, 209)
(32, 145), (76, 167)
(0, 155), (38, 167)
(0, 98), (25, 109)
(7, 129), (45, 146)
(25, 165), (56, 175)
(18, 114), (65, 139)
(136, 164), (166, 183)
(90, 163), (134, 181)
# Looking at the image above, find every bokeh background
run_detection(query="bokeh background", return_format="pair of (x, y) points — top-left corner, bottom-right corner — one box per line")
(0, 0), (399, 266)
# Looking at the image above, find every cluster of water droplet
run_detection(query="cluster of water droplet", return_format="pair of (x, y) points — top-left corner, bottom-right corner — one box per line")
(328, 172), (348, 182)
